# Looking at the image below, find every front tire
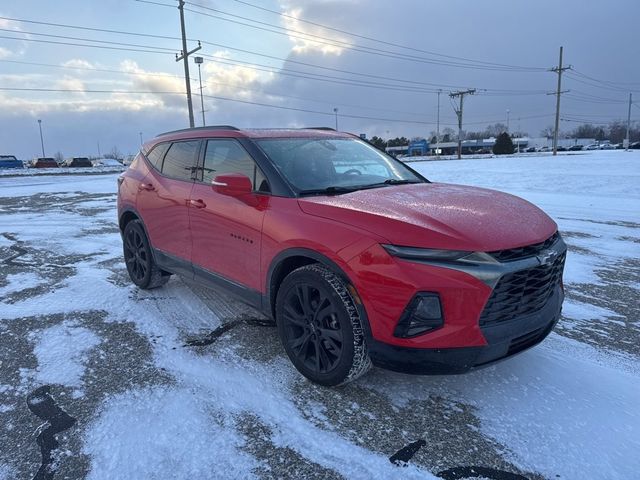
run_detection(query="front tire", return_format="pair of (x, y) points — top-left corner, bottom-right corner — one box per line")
(275, 264), (371, 386)
(123, 219), (170, 289)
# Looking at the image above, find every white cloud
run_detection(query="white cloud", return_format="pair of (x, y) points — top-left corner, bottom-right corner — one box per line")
(279, 2), (356, 55)
(55, 76), (86, 94)
(61, 59), (96, 70)
(0, 16), (29, 57)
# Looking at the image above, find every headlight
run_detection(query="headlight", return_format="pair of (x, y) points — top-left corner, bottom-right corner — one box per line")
(382, 244), (472, 262)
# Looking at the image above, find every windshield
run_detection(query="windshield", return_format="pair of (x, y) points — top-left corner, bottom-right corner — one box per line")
(256, 137), (425, 194)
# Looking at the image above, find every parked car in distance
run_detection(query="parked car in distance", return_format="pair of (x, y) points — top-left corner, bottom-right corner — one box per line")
(556, 146), (567, 152)
(32, 157), (59, 168)
(599, 143), (614, 150)
(584, 144), (599, 150)
(538, 146), (550, 152)
(64, 157), (93, 168)
(92, 157), (123, 167)
(117, 126), (567, 386)
(568, 145), (584, 151)
(631, 141), (640, 149)
(0, 155), (24, 169)
(525, 147), (537, 153)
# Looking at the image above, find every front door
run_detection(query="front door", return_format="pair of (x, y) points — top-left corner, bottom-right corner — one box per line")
(189, 138), (270, 293)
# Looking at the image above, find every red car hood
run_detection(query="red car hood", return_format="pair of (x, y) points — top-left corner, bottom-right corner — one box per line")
(298, 183), (557, 251)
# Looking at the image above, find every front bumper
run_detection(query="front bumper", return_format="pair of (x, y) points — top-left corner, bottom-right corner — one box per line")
(367, 285), (563, 375)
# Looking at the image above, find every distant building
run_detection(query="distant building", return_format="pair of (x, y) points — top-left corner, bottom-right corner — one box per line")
(407, 139), (430, 156)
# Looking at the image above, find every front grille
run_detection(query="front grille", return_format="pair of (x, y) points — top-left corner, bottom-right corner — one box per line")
(479, 251), (565, 326)
(488, 232), (560, 262)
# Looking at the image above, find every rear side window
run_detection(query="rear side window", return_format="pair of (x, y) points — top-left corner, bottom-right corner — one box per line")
(202, 139), (269, 192)
(161, 141), (199, 181)
(146, 142), (169, 170)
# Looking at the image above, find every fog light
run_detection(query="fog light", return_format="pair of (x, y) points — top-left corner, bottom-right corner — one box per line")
(394, 293), (444, 338)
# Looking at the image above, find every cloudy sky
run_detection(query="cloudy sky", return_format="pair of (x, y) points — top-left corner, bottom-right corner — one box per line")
(0, 0), (638, 158)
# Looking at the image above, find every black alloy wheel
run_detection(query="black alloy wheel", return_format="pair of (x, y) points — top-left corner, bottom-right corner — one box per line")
(282, 283), (344, 375)
(122, 219), (170, 289)
(276, 264), (371, 386)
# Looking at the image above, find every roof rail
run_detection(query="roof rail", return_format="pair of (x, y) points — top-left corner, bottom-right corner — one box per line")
(156, 125), (239, 137)
(302, 127), (336, 131)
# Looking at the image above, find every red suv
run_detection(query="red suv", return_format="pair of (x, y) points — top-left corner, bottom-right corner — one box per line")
(117, 126), (566, 386)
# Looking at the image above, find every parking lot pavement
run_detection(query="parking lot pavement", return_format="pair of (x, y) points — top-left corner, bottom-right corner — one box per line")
(0, 165), (638, 480)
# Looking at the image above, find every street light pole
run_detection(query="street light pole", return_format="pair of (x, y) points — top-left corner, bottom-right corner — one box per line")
(139, 132), (143, 146)
(194, 56), (206, 126)
(506, 109), (510, 133)
(436, 89), (441, 157)
(333, 108), (339, 130)
(37, 119), (45, 157)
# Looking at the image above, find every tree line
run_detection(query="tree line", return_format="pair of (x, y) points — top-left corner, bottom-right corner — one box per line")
(367, 119), (639, 151)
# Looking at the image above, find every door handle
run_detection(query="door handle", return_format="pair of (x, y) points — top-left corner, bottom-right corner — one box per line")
(138, 182), (155, 191)
(189, 199), (207, 209)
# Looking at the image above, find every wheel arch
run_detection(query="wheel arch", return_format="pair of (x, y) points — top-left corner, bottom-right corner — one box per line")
(265, 248), (373, 339)
(118, 207), (140, 233)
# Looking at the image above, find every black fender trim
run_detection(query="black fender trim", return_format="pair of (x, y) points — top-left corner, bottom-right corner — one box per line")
(265, 248), (373, 340)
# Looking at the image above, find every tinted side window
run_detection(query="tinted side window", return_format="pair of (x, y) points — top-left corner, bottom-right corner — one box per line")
(146, 143), (169, 170)
(203, 139), (269, 192)
(161, 141), (199, 181)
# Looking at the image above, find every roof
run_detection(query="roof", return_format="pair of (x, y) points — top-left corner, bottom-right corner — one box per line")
(153, 126), (352, 143)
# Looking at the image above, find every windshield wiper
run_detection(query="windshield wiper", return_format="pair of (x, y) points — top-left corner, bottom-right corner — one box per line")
(382, 179), (421, 185)
(298, 186), (358, 196)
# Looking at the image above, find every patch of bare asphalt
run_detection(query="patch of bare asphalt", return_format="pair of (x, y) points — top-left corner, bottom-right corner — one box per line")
(0, 311), (171, 480)
(186, 291), (541, 479)
(0, 232), (94, 305)
(0, 192), (116, 217)
(558, 217), (640, 229)
(560, 257), (640, 356)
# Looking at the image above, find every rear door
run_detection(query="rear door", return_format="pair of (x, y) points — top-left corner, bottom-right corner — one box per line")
(136, 140), (200, 265)
(189, 138), (270, 292)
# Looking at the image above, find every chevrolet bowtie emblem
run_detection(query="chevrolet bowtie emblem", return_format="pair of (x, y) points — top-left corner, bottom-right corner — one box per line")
(537, 250), (558, 265)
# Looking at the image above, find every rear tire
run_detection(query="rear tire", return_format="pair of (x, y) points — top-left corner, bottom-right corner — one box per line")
(123, 219), (170, 289)
(276, 264), (371, 386)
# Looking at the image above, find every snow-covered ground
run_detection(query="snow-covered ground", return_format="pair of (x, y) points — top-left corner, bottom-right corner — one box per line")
(0, 150), (638, 480)
(0, 165), (125, 177)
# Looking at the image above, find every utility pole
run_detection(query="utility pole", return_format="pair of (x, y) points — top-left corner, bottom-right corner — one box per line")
(333, 108), (339, 130)
(194, 56), (206, 126)
(625, 93), (632, 151)
(139, 132), (143, 146)
(506, 109), (510, 133)
(436, 89), (441, 157)
(550, 46), (571, 156)
(176, 0), (201, 128)
(37, 119), (45, 157)
(449, 89), (476, 159)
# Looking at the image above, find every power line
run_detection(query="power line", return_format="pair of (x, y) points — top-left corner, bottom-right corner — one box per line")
(0, 86), (553, 127)
(183, 5), (545, 72)
(201, 0), (547, 71)
(0, 58), (190, 81)
(0, 34), (173, 56)
(0, 15), (552, 96)
(0, 58), (437, 118)
(134, 0), (546, 72)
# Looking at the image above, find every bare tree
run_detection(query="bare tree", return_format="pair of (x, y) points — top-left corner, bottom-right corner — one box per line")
(105, 146), (123, 160)
(540, 126), (555, 139)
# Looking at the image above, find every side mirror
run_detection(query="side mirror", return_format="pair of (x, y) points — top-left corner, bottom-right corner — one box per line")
(212, 173), (253, 197)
